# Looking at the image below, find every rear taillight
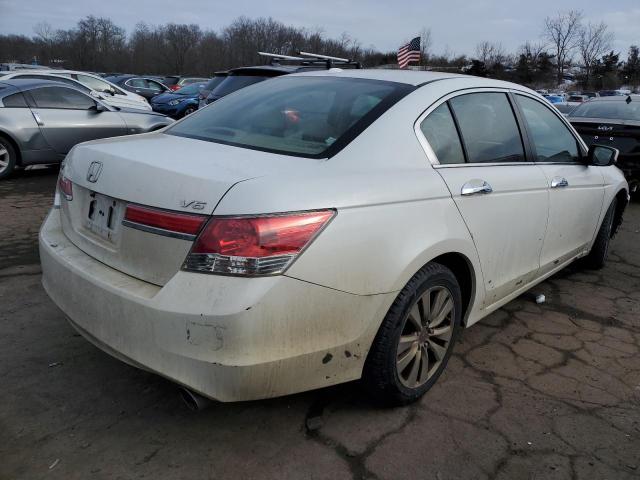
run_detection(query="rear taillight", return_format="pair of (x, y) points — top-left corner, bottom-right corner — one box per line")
(183, 210), (335, 276)
(58, 174), (73, 201)
(123, 204), (208, 239)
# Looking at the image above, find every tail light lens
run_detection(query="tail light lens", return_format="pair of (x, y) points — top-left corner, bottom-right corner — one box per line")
(58, 174), (73, 201)
(123, 204), (208, 239)
(183, 210), (335, 276)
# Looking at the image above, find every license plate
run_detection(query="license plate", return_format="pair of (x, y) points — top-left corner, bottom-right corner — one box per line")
(85, 193), (122, 242)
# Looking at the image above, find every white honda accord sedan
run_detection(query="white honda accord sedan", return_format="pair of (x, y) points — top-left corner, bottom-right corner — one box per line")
(40, 69), (628, 406)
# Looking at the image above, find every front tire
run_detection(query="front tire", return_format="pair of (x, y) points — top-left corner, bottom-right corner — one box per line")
(182, 106), (196, 117)
(583, 198), (617, 269)
(362, 263), (462, 406)
(0, 137), (17, 180)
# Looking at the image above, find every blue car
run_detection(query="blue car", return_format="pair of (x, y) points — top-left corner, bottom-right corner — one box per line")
(543, 94), (565, 104)
(149, 82), (207, 118)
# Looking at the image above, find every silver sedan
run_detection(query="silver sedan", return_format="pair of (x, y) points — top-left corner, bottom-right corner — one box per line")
(0, 79), (173, 179)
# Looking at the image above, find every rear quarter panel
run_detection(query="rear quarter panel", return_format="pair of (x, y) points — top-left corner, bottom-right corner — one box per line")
(214, 80), (491, 323)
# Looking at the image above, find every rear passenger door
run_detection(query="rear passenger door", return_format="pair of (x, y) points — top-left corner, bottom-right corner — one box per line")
(26, 86), (126, 154)
(513, 94), (604, 273)
(418, 90), (549, 307)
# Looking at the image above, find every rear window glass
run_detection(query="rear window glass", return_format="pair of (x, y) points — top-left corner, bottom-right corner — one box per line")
(570, 100), (640, 121)
(209, 75), (272, 98)
(204, 76), (226, 90)
(168, 76), (414, 158)
(2, 92), (27, 107)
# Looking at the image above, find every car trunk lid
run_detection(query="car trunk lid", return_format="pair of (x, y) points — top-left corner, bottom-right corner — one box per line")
(59, 133), (318, 285)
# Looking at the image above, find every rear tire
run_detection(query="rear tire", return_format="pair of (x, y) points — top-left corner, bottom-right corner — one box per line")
(584, 198), (616, 269)
(0, 136), (17, 180)
(362, 262), (462, 406)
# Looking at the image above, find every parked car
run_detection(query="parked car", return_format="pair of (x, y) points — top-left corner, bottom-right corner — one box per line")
(569, 95), (640, 193)
(161, 76), (209, 91)
(39, 70), (628, 407)
(599, 90), (626, 97)
(203, 56), (361, 105)
(582, 91), (600, 99)
(105, 75), (171, 100)
(150, 82), (207, 118)
(198, 72), (227, 109)
(0, 70), (151, 111)
(567, 95), (588, 104)
(0, 79), (173, 179)
(0, 63), (50, 71)
(543, 94), (566, 104)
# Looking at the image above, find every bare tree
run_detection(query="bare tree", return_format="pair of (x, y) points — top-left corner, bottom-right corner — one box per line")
(543, 10), (583, 84)
(419, 27), (432, 67)
(475, 41), (507, 69)
(162, 23), (202, 74)
(579, 21), (613, 87)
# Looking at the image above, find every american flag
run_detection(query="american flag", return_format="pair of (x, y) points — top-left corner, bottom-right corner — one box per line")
(398, 37), (421, 69)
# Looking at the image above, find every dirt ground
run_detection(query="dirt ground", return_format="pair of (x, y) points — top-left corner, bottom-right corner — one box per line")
(1, 167), (639, 480)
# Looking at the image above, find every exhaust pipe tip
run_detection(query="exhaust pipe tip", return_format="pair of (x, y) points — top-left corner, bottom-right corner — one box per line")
(179, 387), (212, 411)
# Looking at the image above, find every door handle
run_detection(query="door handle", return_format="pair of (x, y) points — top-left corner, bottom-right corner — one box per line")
(551, 177), (569, 188)
(32, 111), (44, 126)
(461, 180), (493, 196)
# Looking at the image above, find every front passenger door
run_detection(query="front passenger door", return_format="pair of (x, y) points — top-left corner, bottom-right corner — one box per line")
(419, 92), (549, 308)
(514, 94), (604, 274)
(26, 86), (126, 154)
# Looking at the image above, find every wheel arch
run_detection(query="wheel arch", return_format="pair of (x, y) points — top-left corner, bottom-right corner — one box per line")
(0, 129), (22, 165)
(429, 252), (477, 326)
(611, 188), (629, 238)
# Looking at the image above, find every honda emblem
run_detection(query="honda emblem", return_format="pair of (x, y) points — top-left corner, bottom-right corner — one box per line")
(86, 161), (103, 183)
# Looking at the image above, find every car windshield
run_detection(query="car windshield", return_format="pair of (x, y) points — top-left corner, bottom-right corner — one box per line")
(570, 100), (640, 121)
(167, 76), (414, 158)
(176, 83), (205, 95)
(209, 75), (273, 98)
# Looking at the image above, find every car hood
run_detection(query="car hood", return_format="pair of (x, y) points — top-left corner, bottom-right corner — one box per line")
(115, 106), (169, 117)
(151, 92), (196, 104)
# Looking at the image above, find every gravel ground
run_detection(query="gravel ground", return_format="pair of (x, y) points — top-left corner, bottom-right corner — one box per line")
(1, 168), (639, 480)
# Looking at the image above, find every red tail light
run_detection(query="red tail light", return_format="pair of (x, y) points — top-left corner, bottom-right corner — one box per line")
(183, 210), (335, 276)
(170, 85), (180, 91)
(58, 174), (73, 201)
(123, 204), (208, 239)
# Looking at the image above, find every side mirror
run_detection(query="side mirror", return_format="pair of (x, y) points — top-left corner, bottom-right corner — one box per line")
(89, 102), (108, 113)
(89, 90), (105, 100)
(588, 144), (618, 167)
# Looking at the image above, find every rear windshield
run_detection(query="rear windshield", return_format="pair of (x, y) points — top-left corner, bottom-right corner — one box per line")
(162, 77), (179, 86)
(209, 75), (272, 99)
(570, 100), (640, 121)
(204, 76), (226, 91)
(168, 76), (414, 158)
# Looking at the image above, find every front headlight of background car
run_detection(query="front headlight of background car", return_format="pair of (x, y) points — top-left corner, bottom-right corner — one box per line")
(168, 99), (185, 106)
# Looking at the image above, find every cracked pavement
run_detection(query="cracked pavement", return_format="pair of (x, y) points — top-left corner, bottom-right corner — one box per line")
(1, 168), (639, 480)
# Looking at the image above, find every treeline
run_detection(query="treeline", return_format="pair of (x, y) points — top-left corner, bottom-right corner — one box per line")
(0, 16), (394, 75)
(1, 13), (639, 90)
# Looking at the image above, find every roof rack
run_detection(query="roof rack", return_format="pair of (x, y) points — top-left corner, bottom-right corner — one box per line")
(258, 51), (361, 69)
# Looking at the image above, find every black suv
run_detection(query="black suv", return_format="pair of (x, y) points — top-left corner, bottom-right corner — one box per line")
(204, 53), (361, 106)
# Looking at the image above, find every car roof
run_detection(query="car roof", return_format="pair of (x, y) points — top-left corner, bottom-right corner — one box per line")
(288, 68), (511, 86)
(0, 78), (81, 91)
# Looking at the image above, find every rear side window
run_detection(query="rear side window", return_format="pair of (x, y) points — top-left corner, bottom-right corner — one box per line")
(168, 76), (414, 158)
(29, 87), (95, 110)
(126, 78), (147, 88)
(516, 95), (580, 163)
(449, 93), (525, 163)
(419, 103), (465, 164)
(2, 92), (27, 107)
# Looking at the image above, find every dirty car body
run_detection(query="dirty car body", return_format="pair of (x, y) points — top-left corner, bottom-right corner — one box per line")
(39, 70), (629, 403)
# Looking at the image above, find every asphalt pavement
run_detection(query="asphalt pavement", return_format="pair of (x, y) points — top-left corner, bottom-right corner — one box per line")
(1, 167), (639, 480)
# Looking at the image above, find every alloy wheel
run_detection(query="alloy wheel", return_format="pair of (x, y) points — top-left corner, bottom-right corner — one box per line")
(396, 286), (455, 388)
(0, 146), (9, 174)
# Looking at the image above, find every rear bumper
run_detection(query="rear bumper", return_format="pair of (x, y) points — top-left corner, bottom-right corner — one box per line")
(39, 209), (394, 401)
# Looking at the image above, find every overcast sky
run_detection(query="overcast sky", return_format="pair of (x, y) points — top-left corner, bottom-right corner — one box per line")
(1, 0), (638, 55)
